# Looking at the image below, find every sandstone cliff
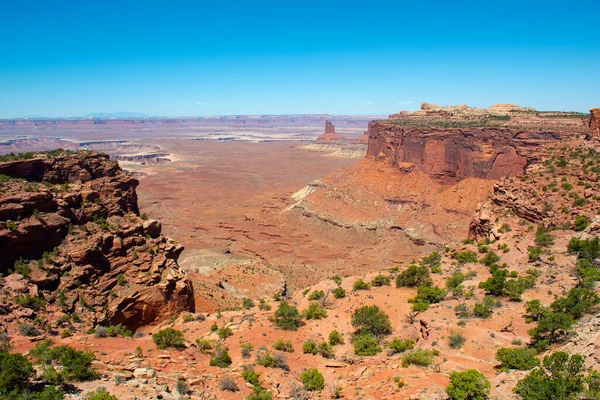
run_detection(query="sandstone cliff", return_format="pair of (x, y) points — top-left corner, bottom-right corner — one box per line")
(590, 108), (600, 139)
(0, 151), (194, 331)
(366, 121), (560, 180)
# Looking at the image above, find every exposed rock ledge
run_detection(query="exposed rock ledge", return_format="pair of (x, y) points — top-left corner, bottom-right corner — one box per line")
(0, 151), (194, 331)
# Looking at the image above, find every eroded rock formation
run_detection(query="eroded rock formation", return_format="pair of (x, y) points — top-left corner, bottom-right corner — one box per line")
(306, 121), (368, 158)
(0, 151), (193, 331)
(366, 121), (559, 180)
(590, 108), (600, 139)
(314, 120), (343, 144)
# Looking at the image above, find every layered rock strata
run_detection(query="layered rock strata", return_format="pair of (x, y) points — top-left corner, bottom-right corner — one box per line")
(0, 151), (194, 331)
(366, 122), (559, 180)
(590, 108), (600, 139)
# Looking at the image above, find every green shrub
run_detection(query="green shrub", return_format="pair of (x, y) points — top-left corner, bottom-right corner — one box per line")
(534, 226), (554, 247)
(396, 265), (432, 287)
(307, 290), (324, 301)
(573, 216), (589, 231)
(217, 326), (234, 339)
(454, 303), (469, 318)
(495, 347), (540, 370)
(13, 258), (31, 278)
(371, 274), (391, 286)
(498, 223), (512, 233)
(273, 338), (294, 352)
(18, 324), (41, 337)
(528, 312), (574, 344)
(504, 277), (533, 302)
(209, 345), (232, 368)
(446, 272), (466, 296)
(332, 286), (346, 299)
(567, 237), (600, 262)
(480, 251), (500, 266)
(56, 346), (98, 381)
(302, 302), (327, 320)
(528, 246), (543, 262)
(401, 349), (437, 367)
(97, 324), (132, 338)
(210, 322), (218, 332)
(14, 294), (45, 311)
(330, 275), (342, 285)
(245, 387), (273, 400)
(551, 287), (599, 319)
(446, 369), (490, 400)
(86, 387), (118, 400)
(477, 242), (489, 254)
(353, 279), (370, 290)
(273, 302), (301, 331)
(576, 258), (600, 289)
(0, 351), (35, 393)
(351, 305), (392, 337)
(256, 350), (276, 368)
(448, 331), (466, 349)
(479, 264), (508, 296)
(241, 342), (253, 358)
(328, 330), (344, 346)
(421, 251), (442, 271)
(387, 338), (414, 354)
(302, 340), (318, 355)
(196, 339), (212, 352)
(116, 274), (126, 286)
(5, 221), (17, 232)
(352, 333), (381, 356)
(301, 368), (324, 391)
(31, 342), (98, 383)
(415, 285), (445, 304)
(242, 298), (255, 309)
(152, 328), (185, 350)
(473, 302), (492, 319)
(256, 350), (288, 370)
(411, 301), (430, 312)
(219, 375), (239, 392)
(514, 352), (587, 400)
(242, 368), (261, 386)
(317, 341), (335, 359)
(452, 251), (478, 264)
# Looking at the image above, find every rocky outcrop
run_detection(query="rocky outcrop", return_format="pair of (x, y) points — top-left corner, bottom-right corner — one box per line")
(391, 102), (535, 119)
(0, 151), (193, 331)
(314, 120), (344, 144)
(487, 103), (535, 115)
(366, 121), (559, 181)
(590, 108), (600, 139)
(307, 121), (368, 158)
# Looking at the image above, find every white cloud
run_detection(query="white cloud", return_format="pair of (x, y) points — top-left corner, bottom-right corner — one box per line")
(397, 100), (414, 105)
(358, 101), (373, 105)
(196, 101), (207, 105)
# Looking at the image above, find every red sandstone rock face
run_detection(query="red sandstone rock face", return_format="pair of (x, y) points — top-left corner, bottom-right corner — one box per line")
(366, 121), (560, 180)
(315, 120), (344, 144)
(590, 108), (600, 139)
(0, 151), (193, 330)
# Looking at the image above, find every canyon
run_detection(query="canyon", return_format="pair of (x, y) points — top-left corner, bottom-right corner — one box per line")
(1, 104), (599, 400)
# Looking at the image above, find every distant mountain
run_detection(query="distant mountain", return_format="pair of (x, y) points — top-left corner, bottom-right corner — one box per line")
(81, 112), (150, 119)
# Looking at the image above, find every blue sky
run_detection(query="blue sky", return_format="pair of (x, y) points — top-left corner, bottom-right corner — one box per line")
(0, 0), (598, 118)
